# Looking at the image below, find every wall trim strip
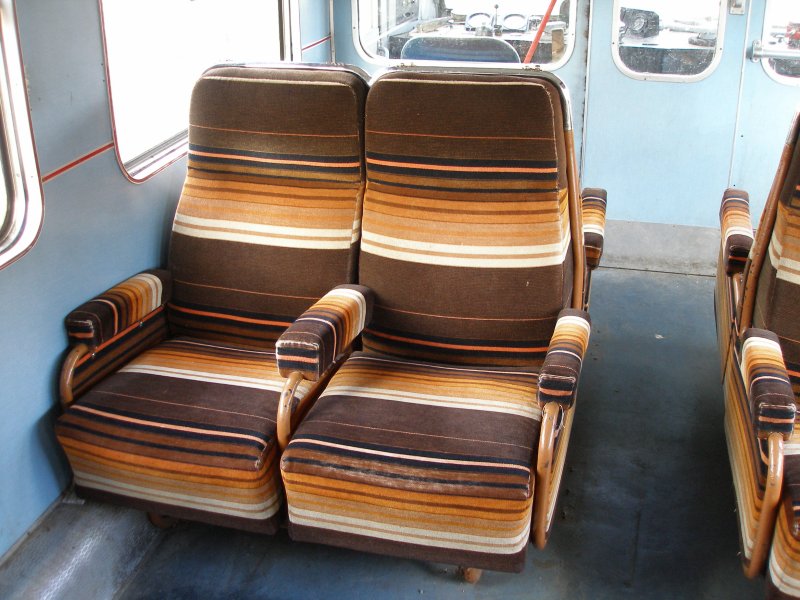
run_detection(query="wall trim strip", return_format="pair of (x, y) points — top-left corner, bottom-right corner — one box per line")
(42, 141), (115, 184)
(301, 34), (331, 52)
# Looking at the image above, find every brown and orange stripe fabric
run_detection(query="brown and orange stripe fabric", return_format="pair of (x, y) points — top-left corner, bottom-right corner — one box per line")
(55, 66), (367, 533)
(276, 284), (374, 381)
(581, 188), (607, 270)
(65, 270), (172, 398)
(537, 308), (591, 408)
(168, 66), (366, 348)
(740, 329), (796, 439)
(281, 352), (541, 572)
(281, 70), (586, 572)
(359, 71), (574, 368)
(763, 133), (800, 598)
(66, 270), (171, 347)
(719, 189), (754, 275)
(716, 114), (800, 598)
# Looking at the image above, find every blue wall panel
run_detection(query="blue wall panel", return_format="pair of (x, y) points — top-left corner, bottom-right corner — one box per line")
(0, 0), (184, 558)
(582, 6), (749, 227)
(729, 2), (800, 224)
(300, 0), (331, 62)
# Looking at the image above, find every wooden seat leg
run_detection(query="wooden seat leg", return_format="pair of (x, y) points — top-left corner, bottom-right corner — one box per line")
(147, 512), (179, 529)
(458, 567), (483, 584)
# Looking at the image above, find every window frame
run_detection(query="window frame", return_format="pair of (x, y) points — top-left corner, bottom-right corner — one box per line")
(610, 0), (727, 83)
(0, 0), (44, 271)
(351, 0), (579, 71)
(758, 0), (800, 87)
(98, 0), (288, 184)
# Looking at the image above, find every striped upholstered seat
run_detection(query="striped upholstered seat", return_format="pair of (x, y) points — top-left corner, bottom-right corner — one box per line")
(55, 65), (367, 533)
(280, 70), (597, 574)
(715, 113), (800, 598)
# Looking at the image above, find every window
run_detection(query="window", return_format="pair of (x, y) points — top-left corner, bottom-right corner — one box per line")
(0, 0), (43, 271)
(612, 0), (726, 82)
(100, 0), (283, 182)
(758, 1), (800, 85)
(354, 0), (578, 68)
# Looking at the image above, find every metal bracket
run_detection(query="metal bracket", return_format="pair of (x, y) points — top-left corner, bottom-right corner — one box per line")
(729, 0), (745, 16)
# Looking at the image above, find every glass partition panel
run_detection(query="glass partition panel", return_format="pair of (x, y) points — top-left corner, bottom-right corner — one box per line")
(612, 0), (725, 81)
(355, 0), (577, 68)
(760, 0), (800, 84)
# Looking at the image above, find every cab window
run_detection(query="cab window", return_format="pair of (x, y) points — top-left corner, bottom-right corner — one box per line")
(612, 0), (726, 81)
(355, 0), (578, 68)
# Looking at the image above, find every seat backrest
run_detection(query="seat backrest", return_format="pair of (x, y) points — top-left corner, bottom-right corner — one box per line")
(400, 36), (521, 63)
(359, 70), (573, 367)
(751, 119), (800, 393)
(168, 66), (367, 348)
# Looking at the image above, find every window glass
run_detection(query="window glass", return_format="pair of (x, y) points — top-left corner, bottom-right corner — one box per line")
(0, 0), (43, 270)
(612, 0), (725, 80)
(760, 1), (800, 83)
(101, 0), (282, 181)
(356, 0), (577, 68)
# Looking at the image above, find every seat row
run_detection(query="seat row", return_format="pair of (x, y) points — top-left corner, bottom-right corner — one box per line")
(54, 62), (800, 598)
(54, 63), (606, 579)
(716, 114), (800, 600)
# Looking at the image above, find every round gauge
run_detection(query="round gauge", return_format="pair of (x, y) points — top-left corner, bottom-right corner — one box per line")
(465, 12), (491, 30)
(631, 16), (647, 34)
(503, 13), (527, 32)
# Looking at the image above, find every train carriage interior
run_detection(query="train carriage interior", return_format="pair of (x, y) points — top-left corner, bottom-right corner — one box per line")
(1, 0), (800, 598)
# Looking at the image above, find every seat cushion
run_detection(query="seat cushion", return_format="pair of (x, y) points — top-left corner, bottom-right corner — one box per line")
(168, 66), (367, 348)
(359, 72), (573, 368)
(56, 337), (312, 533)
(280, 351), (541, 571)
(769, 474), (800, 599)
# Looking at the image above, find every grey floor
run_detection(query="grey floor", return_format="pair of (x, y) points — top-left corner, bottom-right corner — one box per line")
(0, 225), (769, 599)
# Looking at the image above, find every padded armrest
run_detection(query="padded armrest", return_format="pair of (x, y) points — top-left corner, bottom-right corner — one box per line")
(277, 285), (374, 381)
(537, 309), (592, 408)
(720, 189), (754, 275)
(65, 270), (172, 348)
(582, 188), (607, 270)
(741, 329), (796, 440)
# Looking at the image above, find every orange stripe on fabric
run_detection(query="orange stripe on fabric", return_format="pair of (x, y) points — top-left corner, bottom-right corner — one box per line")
(367, 157), (557, 174)
(76, 306), (165, 367)
(169, 304), (289, 327)
(191, 149), (360, 169)
(71, 405), (268, 447)
(367, 329), (547, 353)
(366, 129), (555, 141)
(191, 123), (358, 139)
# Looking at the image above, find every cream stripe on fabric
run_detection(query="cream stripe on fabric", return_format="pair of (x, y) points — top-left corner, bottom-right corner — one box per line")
(320, 385), (540, 420)
(583, 223), (605, 236)
(173, 214), (353, 250)
(119, 365), (312, 397)
(290, 437), (532, 474)
(725, 392), (758, 559)
(361, 231), (571, 268)
(202, 76), (351, 88)
(74, 472), (281, 519)
(287, 506), (531, 554)
(130, 273), (164, 312)
(724, 225), (755, 240)
(769, 228), (800, 285)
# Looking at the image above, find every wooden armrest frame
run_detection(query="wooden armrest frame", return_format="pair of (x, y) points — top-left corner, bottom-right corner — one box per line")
(59, 343), (90, 409)
(745, 432), (784, 578)
(276, 351), (350, 451)
(533, 401), (576, 549)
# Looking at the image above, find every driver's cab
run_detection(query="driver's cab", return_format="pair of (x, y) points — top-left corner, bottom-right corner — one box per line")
(356, 0), (574, 65)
